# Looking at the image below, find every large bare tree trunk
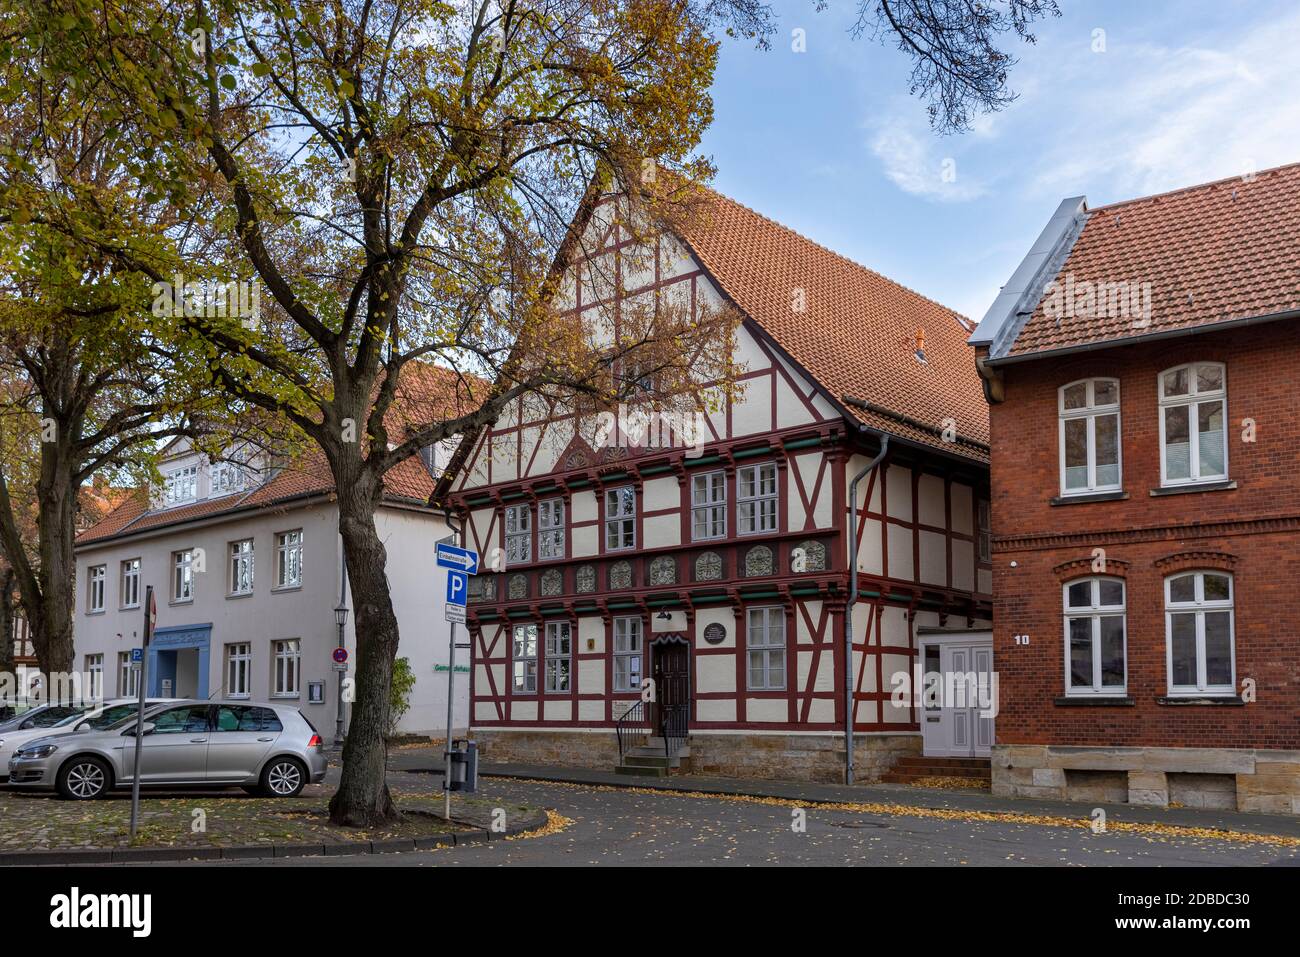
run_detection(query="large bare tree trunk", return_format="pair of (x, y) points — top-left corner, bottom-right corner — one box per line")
(33, 446), (78, 683)
(0, 397), (80, 700)
(0, 568), (14, 677)
(328, 465), (401, 826)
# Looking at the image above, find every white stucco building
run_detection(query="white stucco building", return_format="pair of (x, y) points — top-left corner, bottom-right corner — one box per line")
(73, 436), (467, 738)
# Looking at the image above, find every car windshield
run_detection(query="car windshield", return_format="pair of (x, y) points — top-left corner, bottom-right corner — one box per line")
(24, 706), (87, 728)
(105, 707), (169, 731)
(51, 713), (84, 728)
(79, 704), (142, 731)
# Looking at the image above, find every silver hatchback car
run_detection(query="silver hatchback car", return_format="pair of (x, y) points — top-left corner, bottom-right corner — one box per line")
(7, 700), (328, 800)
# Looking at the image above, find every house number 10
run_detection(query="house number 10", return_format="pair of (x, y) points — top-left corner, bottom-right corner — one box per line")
(1013, 634), (1030, 645)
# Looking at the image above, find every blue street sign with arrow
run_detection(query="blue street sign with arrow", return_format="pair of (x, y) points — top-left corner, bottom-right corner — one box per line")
(435, 542), (478, 575)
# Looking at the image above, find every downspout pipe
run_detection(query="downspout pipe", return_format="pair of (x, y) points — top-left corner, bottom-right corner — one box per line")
(844, 429), (889, 786)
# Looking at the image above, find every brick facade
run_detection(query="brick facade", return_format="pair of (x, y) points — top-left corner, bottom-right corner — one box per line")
(984, 322), (1300, 812)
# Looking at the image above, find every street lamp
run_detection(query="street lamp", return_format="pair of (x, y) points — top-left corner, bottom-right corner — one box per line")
(334, 602), (349, 746)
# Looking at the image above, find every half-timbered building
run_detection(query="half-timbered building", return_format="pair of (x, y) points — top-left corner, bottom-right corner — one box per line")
(442, 186), (992, 783)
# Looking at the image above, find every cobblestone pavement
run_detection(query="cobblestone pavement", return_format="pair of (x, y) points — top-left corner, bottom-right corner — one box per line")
(130, 773), (1300, 867)
(0, 776), (515, 851)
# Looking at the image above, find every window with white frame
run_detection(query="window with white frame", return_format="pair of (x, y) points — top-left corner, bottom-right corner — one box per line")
(612, 616), (643, 692)
(274, 530), (303, 588)
(87, 564), (106, 613)
(163, 464), (198, 506)
(229, 539), (254, 595)
(85, 654), (103, 699)
(512, 624), (538, 693)
(691, 470), (726, 540)
(172, 550), (195, 601)
(118, 652), (139, 698)
(538, 499), (565, 560)
(272, 639), (301, 697)
(210, 461), (252, 496)
(1059, 378), (1121, 495)
(1159, 363), (1227, 486)
(1165, 571), (1235, 695)
(737, 462), (778, 534)
(504, 503), (532, 566)
(226, 642), (251, 698)
(747, 606), (786, 690)
(1063, 577), (1127, 695)
(121, 558), (140, 608)
(604, 486), (636, 550)
(544, 621), (572, 693)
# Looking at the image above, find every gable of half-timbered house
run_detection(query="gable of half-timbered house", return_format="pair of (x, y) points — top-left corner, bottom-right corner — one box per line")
(447, 186), (992, 783)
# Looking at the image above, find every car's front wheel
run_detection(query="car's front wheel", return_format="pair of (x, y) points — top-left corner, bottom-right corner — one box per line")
(57, 756), (111, 800)
(261, 757), (306, 798)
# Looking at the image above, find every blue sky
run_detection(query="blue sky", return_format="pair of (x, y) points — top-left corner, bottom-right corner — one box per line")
(698, 0), (1300, 322)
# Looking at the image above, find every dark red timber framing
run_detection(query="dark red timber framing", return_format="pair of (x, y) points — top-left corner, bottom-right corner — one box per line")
(437, 190), (991, 743)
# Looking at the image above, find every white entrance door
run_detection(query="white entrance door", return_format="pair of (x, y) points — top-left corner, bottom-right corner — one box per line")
(919, 635), (994, 757)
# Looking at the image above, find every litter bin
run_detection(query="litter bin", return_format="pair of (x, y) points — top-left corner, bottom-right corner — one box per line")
(446, 739), (478, 793)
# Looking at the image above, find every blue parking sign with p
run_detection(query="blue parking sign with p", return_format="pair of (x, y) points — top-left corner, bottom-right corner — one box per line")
(446, 570), (467, 607)
(131, 648), (143, 663)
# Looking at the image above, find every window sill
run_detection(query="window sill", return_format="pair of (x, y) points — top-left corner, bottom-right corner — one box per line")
(227, 694), (251, 700)
(120, 604), (140, 612)
(270, 693), (300, 700)
(1150, 480), (1236, 497)
(270, 585), (302, 594)
(169, 599), (194, 606)
(226, 592), (254, 601)
(1054, 695), (1134, 707)
(1050, 490), (1129, 506)
(86, 610), (106, 617)
(1156, 694), (1245, 706)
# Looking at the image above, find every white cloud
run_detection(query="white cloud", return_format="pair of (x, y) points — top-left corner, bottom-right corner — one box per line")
(865, 4), (1300, 207)
(1022, 11), (1300, 200)
(869, 119), (989, 202)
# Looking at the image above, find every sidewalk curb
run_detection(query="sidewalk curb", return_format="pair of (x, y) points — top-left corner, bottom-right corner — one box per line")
(0, 808), (550, 866)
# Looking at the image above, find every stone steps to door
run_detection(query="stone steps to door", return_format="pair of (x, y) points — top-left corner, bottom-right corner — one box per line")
(881, 768), (992, 783)
(894, 756), (991, 770)
(614, 763), (672, 777)
(881, 755), (991, 785)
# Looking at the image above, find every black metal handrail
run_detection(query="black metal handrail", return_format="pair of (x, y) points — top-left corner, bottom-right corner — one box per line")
(615, 700), (652, 760)
(661, 700), (688, 759)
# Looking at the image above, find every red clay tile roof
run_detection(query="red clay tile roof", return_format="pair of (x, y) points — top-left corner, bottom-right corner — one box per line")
(77, 363), (480, 546)
(678, 186), (989, 461)
(1007, 162), (1300, 359)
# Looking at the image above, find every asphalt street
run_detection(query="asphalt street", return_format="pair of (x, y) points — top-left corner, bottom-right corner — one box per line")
(140, 771), (1300, 867)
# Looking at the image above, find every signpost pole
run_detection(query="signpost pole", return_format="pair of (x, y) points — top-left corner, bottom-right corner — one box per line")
(443, 614), (456, 821)
(436, 534), (474, 822)
(128, 586), (155, 842)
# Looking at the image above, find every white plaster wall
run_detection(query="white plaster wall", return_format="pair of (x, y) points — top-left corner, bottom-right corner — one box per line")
(74, 500), (458, 737)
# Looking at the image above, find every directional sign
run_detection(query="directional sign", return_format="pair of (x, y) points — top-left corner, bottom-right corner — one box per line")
(332, 648), (348, 665)
(446, 570), (467, 607)
(435, 542), (478, 575)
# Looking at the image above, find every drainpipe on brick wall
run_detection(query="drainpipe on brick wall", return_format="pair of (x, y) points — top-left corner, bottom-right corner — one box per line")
(844, 428), (889, 786)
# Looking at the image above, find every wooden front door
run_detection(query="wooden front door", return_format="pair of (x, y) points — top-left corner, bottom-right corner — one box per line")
(651, 637), (690, 740)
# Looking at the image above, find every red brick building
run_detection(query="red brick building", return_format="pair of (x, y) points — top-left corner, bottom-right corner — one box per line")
(969, 163), (1300, 814)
